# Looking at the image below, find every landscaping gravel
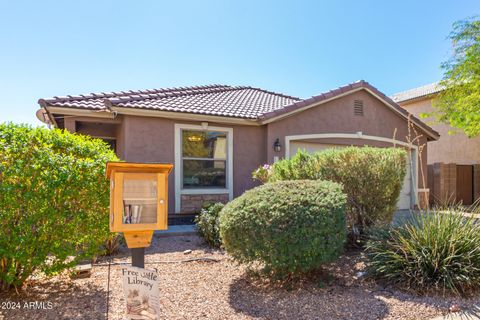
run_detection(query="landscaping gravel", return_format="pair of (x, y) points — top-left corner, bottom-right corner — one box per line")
(1, 235), (479, 320)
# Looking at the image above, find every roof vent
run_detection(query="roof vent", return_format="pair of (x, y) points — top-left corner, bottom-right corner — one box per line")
(354, 100), (364, 116)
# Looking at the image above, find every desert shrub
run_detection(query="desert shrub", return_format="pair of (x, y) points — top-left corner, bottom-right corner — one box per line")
(0, 123), (118, 290)
(219, 180), (346, 279)
(195, 202), (225, 247)
(255, 147), (407, 239)
(103, 233), (124, 256)
(251, 164), (273, 183)
(365, 209), (480, 295)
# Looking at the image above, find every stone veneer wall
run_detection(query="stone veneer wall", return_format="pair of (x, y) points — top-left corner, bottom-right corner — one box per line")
(180, 194), (230, 214)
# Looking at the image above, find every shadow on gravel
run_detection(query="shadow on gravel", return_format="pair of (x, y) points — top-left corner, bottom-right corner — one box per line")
(228, 275), (389, 320)
(227, 249), (464, 320)
(100, 234), (216, 262)
(0, 280), (107, 320)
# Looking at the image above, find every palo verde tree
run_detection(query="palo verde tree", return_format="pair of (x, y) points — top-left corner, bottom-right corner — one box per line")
(431, 17), (480, 137)
(0, 123), (118, 291)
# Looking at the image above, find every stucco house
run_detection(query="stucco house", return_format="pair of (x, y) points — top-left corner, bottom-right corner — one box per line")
(392, 83), (480, 205)
(37, 80), (438, 220)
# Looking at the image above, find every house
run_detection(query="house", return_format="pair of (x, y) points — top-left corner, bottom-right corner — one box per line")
(36, 80), (439, 219)
(392, 83), (480, 205)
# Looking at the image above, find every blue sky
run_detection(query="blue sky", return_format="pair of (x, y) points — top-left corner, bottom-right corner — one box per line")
(0, 0), (478, 126)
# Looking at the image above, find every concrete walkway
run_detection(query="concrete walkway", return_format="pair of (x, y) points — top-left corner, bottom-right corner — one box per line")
(154, 224), (197, 237)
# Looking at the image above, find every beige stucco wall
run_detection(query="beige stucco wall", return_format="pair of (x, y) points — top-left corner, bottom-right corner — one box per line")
(401, 98), (480, 165)
(114, 115), (266, 213)
(60, 89), (433, 212)
(63, 114), (266, 214)
(267, 90), (429, 189)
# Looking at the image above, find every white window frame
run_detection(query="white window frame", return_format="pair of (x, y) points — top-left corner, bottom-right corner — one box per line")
(174, 123), (233, 212)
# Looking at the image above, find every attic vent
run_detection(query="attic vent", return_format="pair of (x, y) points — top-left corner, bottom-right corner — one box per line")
(354, 100), (364, 116)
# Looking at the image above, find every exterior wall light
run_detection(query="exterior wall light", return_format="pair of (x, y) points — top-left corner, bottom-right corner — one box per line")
(273, 138), (282, 152)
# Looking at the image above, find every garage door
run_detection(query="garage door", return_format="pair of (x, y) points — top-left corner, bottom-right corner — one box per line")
(289, 141), (412, 210)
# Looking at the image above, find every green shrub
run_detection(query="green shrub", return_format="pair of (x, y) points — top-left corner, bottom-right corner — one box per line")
(251, 164), (273, 184)
(195, 202), (225, 247)
(103, 233), (124, 256)
(219, 180), (346, 279)
(257, 147), (407, 239)
(365, 209), (480, 295)
(0, 123), (118, 290)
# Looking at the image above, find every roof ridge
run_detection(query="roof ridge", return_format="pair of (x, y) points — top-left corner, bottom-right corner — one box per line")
(241, 86), (301, 101)
(106, 84), (240, 105)
(257, 79), (439, 140)
(392, 82), (441, 95)
(40, 84), (233, 104)
(391, 82), (444, 103)
(258, 80), (367, 119)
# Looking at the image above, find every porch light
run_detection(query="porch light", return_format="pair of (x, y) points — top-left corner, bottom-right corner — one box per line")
(273, 138), (282, 152)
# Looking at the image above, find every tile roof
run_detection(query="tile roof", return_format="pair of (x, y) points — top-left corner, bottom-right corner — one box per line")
(257, 80), (439, 140)
(38, 81), (439, 140)
(390, 82), (444, 103)
(38, 84), (301, 119)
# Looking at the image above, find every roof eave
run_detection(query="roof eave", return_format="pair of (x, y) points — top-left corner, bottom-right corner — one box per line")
(259, 84), (440, 141)
(40, 105), (262, 126)
(109, 105), (262, 125)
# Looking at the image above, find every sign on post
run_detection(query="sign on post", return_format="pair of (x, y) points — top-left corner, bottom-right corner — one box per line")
(106, 162), (173, 320)
(122, 266), (161, 320)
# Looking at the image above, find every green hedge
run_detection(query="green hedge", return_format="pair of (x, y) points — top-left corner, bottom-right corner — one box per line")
(366, 209), (480, 295)
(256, 147), (407, 239)
(0, 123), (118, 290)
(219, 180), (346, 279)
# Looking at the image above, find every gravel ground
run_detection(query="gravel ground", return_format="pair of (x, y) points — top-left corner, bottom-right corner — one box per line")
(1, 235), (479, 320)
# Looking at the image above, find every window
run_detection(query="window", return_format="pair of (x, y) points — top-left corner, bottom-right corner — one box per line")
(101, 138), (117, 152)
(181, 130), (227, 188)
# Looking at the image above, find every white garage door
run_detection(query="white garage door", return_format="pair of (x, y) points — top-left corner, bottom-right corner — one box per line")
(289, 141), (412, 210)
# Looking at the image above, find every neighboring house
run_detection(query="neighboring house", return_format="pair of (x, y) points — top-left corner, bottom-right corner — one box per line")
(392, 83), (480, 205)
(36, 80), (438, 218)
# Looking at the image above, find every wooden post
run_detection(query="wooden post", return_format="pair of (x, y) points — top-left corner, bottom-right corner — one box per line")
(131, 247), (145, 268)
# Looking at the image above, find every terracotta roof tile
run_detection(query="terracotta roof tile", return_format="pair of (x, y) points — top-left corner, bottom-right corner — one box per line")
(38, 81), (439, 139)
(256, 80), (440, 140)
(39, 84), (300, 119)
(391, 82), (444, 103)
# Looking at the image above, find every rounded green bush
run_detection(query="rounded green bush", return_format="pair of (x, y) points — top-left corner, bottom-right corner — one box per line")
(254, 147), (407, 241)
(366, 210), (480, 295)
(219, 180), (347, 278)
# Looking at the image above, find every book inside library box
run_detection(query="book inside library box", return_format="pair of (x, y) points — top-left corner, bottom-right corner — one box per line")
(106, 162), (173, 233)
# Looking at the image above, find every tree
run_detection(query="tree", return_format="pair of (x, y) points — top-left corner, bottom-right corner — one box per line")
(431, 17), (480, 137)
(0, 123), (118, 290)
